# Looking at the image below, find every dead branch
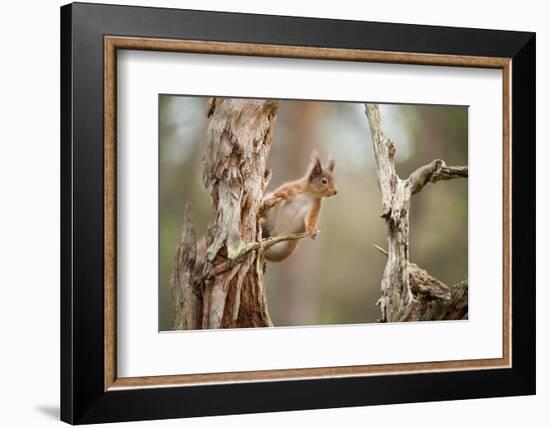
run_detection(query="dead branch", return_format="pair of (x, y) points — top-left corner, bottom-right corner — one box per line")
(407, 159), (468, 195)
(365, 103), (468, 322)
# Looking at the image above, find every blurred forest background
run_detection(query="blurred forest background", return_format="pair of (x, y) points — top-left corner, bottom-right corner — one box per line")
(159, 96), (468, 331)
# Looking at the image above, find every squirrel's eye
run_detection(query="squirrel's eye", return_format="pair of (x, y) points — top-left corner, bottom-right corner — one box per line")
(321, 177), (328, 184)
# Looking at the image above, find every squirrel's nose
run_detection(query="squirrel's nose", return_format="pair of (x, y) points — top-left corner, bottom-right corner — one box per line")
(333, 190), (338, 195)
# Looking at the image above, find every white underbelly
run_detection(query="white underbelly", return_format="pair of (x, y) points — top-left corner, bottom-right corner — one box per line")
(263, 195), (311, 236)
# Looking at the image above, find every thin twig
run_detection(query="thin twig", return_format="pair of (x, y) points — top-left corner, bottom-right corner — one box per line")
(261, 231), (310, 250)
(373, 244), (389, 256)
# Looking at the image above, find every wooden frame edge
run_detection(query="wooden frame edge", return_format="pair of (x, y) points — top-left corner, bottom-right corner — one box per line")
(103, 35), (512, 391)
(104, 36), (117, 390)
(502, 61), (513, 370)
(109, 357), (508, 390)
(106, 35), (511, 68)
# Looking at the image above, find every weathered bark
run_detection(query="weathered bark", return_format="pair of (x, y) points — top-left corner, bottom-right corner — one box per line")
(365, 104), (468, 322)
(171, 205), (199, 330)
(171, 98), (282, 330)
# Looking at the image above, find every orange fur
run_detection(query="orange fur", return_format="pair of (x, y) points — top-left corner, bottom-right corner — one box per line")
(305, 198), (321, 238)
(260, 151), (337, 262)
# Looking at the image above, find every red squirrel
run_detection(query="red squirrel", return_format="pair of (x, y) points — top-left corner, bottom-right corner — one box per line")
(260, 151), (338, 262)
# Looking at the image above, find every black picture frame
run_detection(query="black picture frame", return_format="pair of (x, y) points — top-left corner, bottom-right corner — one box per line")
(61, 2), (535, 424)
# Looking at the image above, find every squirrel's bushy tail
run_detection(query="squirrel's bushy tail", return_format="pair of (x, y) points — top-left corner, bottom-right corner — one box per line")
(264, 240), (299, 262)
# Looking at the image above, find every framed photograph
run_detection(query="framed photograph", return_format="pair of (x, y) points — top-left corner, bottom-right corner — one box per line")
(61, 2), (535, 424)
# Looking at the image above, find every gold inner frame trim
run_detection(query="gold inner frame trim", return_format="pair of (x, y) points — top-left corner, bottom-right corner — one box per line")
(104, 35), (512, 391)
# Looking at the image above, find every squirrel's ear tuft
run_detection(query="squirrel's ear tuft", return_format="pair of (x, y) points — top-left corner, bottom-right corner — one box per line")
(327, 156), (335, 172)
(310, 150), (321, 164)
(309, 150), (323, 178)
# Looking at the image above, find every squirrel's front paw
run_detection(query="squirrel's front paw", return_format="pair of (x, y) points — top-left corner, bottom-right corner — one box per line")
(307, 228), (318, 239)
